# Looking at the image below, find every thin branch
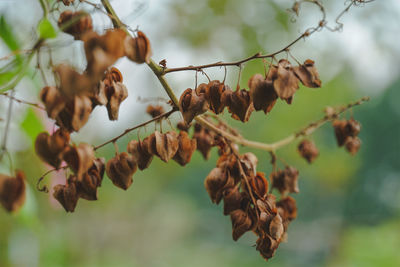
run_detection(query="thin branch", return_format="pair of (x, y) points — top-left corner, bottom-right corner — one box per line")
(0, 93), (45, 110)
(0, 91), (15, 162)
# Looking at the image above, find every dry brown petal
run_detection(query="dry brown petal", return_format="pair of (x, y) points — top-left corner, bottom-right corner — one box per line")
(240, 152), (258, 178)
(127, 139), (154, 170)
(146, 105), (165, 118)
(53, 178), (79, 212)
(223, 186), (242, 215)
(298, 139), (319, 163)
(63, 143), (95, 178)
(345, 136), (361, 155)
(256, 235), (279, 260)
(273, 59), (299, 100)
(293, 59), (322, 88)
(124, 31), (152, 64)
(0, 171), (26, 212)
(269, 214), (284, 240)
(193, 124), (215, 160)
(248, 73), (277, 114)
(270, 166), (299, 195)
(223, 88), (254, 122)
(35, 129), (70, 168)
(40, 86), (66, 119)
(58, 11), (92, 40)
(179, 88), (209, 124)
(106, 81), (128, 120)
(106, 152), (137, 190)
(204, 168), (234, 204)
(173, 131), (197, 166)
(277, 196), (297, 221)
(153, 131), (179, 162)
(207, 80), (229, 114)
(230, 209), (252, 241)
(250, 172), (269, 199)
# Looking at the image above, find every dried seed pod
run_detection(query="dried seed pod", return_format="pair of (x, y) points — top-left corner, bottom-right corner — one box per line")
(63, 143), (95, 178)
(345, 136), (361, 155)
(332, 119), (348, 146)
(270, 166), (299, 195)
(146, 105), (165, 118)
(345, 119), (361, 136)
(127, 139), (153, 170)
(298, 139), (319, 163)
(58, 11), (92, 40)
(256, 235), (279, 260)
(106, 152), (137, 190)
(223, 186), (242, 215)
(204, 168), (234, 204)
(293, 59), (322, 88)
(207, 80), (229, 114)
(53, 177), (79, 212)
(153, 131), (179, 163)
(250, 172), (269, 199)
(76, 158), (105, 200)
(124, 31), (152, 64)
(105, 81), (128, 120)
(35, 129), (70, 168)
(248, 73), (277, 114)
(177, 121), (190, 132)
(222, 88), (254, 122)
(173, 131), (197, 166)
(277, 196), (297, 221)
(273, 59), (299, 101)
(40, 86), (66, 119)
(230, 209), (253, 241)
(55, 64), (93, 97)
(194, 83), (209, 96)
(0, 171), (26, 212)
(240, 152), (258, 178)
(257, 194), (277, 215)
(269, 214), (284, 240)
(217, 153), (241, 182)
(179, 88), (209, 124)
(193, 124), (215, 160)
(55, 95), (93, 132)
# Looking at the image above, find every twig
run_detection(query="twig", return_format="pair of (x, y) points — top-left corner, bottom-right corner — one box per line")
(0, 93), (45, 110)
(37, 165), (68, 193)
(0, 91), (15, 162)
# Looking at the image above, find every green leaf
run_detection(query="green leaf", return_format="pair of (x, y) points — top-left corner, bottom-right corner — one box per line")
(0, 16), (20, 52)
(38, 18), (57, 39)
(0, 71), (17, 86)
(21, 108), (45, 142)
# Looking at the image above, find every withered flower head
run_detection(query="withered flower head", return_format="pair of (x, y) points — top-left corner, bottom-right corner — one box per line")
(35, 129), (70, 168)
(194, 83), (209, 96)
(268, 214), (284, 240)
(256, 235), (279, 260)
(63, 143), (95, 178)
(293, 59), (322, 88)
(40, 86), (66, 119)
(127, 139), (153, 170)
(222, 88), (254, 122)
(106, 152), (137, 190)
(0, 171), (26, 213)
(58, 11), (92, 40)
(204, 167), (234, 204)
(179, 88), (209, 124)
(55, 64), (93, 98)
(146, 105), (165, 118)
(173, 131), (197, 166)
(217, 153), (241, 182)
(55, 95), (93, 132)
(53, 177), (79, 212)
(298, 139), (319, 163)
(248, 73), (277, 114)
(277, 196), (297, 221)
(333, 119), (361, 147)
(222, 186), (242, 215)
(105, 81), (128, 121)
(250, 172), (269, 199)
(193, 123), (215, 160)
(207, 80), (229, 114)
(273, 59), (299, 101)
(76, 158), (105, 200)
(345, 136), (361, 155)
(124, 31), (152, 64)
(152, 131), (179, 163)
(240, 152), (258, 178)
(230, 209), (253, 241)
(270, 166), (299, 195)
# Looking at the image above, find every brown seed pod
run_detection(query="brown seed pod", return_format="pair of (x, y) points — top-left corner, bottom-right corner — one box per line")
(146, 105), (165, 118)
(270, 166), (299, 195)
(35, 129), (70, 168)
(193, 123), (215, 160)
(222, 88), (254, 122)
(105, 81), (128, 121)
(250, 172), (269, 199)
(194, 83), (209, 96)
(76, 158), (105, 200)
(230, 209), (253, 241)
(55, 95), (93, 132)
(332, 119), (348, 146)
(222, 186), (242, 215)
(53, 177), (79, 212)
(179, 88), (209, 124)
(248, 73), (277, 114)
(256, 235), (279, 260)
(345, 119), (361, 137)
(124, 31), (152, 64)
(106, 152), (137, 190)
(207, 80), (229, 114)
(273, 59), (299, 101)
(0, 171), (26, 213)
(345, 136), (361, 155)
(55, 64), (93, 98)
(176, 121), (190, 132)
(298, 139), (319, 163)
(293, 59), (322, 88)
(40, 86), (66, 119)
(127, 139), (154, 170)
(277, 196), (297, 221)
(152, 131), (179, 163)
(63, 143), (95, 178)
(268, 214), (284, 240)
(173, 131), (197, 166)
(240, 152), (258, 178)
(58, 11), (93, 40)
(204, 167), (234, 204)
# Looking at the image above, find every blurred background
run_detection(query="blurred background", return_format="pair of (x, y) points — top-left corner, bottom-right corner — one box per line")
(0, 0), (400, 266)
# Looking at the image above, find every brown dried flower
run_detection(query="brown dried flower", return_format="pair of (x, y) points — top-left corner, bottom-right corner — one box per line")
(63, 143), (95, 178)
(293, 59), (322, 88)
(106, 152), (137, 190)
(35, 129), (70, 168)
(53, 176), (79, 212)
(207, 80), (229, 114)
(124, 31), (152, 64)
(345, 136), (361, 155)
(173, 131), (197, 166)
(222, 88), (254, 122)
(40, 86), (66, 119)
(222, 186), (242, 215)
(250, 172), (269, 199)
(230, 209), (253, 241)
(204, 167), (234, 204)
(270, 166), (299, 195)
(179, 88), (209, 124)
(58, 11), (92, 40)
(248, 73), (277, 114)
(193, 123), (215, 160)
(273, 59), (299, 101)
(0, 171), (26, 213)
(298, 139), (319, 163)
(146, 105), (165, 118)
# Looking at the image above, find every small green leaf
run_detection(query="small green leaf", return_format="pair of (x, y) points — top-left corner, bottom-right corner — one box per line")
(21, 108), (45, 142)
(0, 16), (20, 52)
(38, 18), (57, 39)
(0, 71), (17, 86)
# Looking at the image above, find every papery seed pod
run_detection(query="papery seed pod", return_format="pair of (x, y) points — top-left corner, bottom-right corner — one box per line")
(207, 80), (229, 114)
(298, 139), (319, 163)
(177, 121), (190, 132)
(127, 139), (154, 170)
(56, 95), (93, 132)
(106, 152), (137, 190)
(193, 123), (215, 160)
(230, 209), (253, 241)
(277, 196), (297, 221)
(63, 143), (95, 178)
(53, 177), (79, 212)
(173, 131), (197, 166)
(332, 119), (348, 146)
(256, 194), (277, 215)
(179, 88), (209, 124)
(146, 105), (165, 118)
(0, 171), (26, 212)
(55, 64), (93, 97)
(270, 166), (299, 195)
(250, 172), (269, 199)
(222, 88), (254, 122)
(345, 136), (361, 155)
(58, 11), (92, 40)
(293, 59), (322, 88)
(194, 83), (209, 96)
(345, 119), (361, 137)
(153, 131), (179, 162)
(269, 214), (284, 240)
(256, 235), (278, 260)
(105, 81), (128, 120)
(40, 86), (66, 119)
(223, 186), (242, 215)
(76, 158), (105, 200)
(240, 152), (258, 178)
(273, 59), (299, 101)
(107, 67), (123, 83)
(217, 153), (241, 181)
(204, 167), (234, 204)
(124, 31), (152, 64)
(35, 129), (70, 168)
(248, 73), (277, 114)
